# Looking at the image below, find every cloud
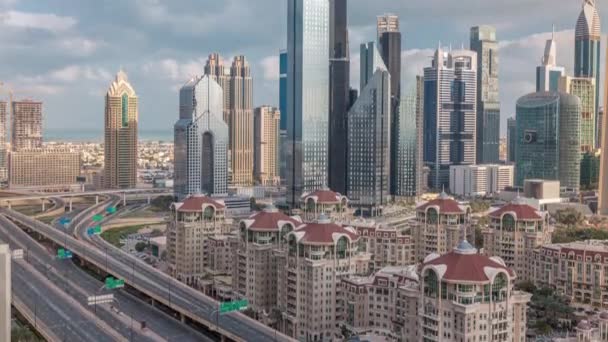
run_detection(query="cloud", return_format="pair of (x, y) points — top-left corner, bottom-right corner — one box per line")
(260, 56), (279, 81)
(142, 58), (206, 82)
(0, 10), (77, 32)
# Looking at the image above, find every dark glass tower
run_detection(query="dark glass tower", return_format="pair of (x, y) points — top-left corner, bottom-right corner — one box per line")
(328, 0), (350, 195)
(378, 15), (402, 196)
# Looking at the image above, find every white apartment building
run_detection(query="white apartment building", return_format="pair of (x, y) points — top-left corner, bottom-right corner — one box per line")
(166, 195), (230, 287)
(275, 215), (371, 341)
(449, 164), (514, 197)
(412, 192), (472, 261)
(482, 198), (551, 282)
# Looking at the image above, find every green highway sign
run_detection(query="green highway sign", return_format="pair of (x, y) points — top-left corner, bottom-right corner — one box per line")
(92, 214), (104, 222)
(106, 207), (117, 214)
(105, 277), (125, 289)
(219, 299), (248, 314)
(57, 248), (73, 260)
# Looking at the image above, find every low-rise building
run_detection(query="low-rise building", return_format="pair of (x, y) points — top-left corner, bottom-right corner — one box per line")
(412, 192), (471, 261)
(449, 164), (514, 197)
(166, 196), (230, 287)
(482, 197), (551, 281)
(532, 240), (608, 307)
(8, 148), (81, 190)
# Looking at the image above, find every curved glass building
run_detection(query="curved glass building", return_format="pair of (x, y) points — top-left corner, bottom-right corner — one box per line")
(515, 92), (581, 191)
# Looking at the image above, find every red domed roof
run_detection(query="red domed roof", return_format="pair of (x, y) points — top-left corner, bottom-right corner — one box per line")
(301, 189), (345, 204)
(422, 241), (514, 283)
(417, 193), (465, 214)
(242, 206), (300, 232)
(290, 215), (358, 245)
(488, 203), (542, 220)
(175, 195), (225, 212)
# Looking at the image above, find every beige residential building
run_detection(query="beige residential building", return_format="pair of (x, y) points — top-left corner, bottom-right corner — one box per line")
(166, 195), (229, 287)
(482, 198), (551, 281)
(412, 192), (471, 261)
(276, 215), (371, 340)
(11, 99), (42, 151)
(233, 205), (301, 313)
(559, 76), (596, 153)
(349, 219), (414, 270)
(206, 235), (235, 276)
(8, 148), (81, 189)
(531, 240), (608, 307)
(340, 242), (531, 342)
(230, 56), (254, 186)
(299, 188), (349, 221)
(254, 106), (280, 185)
(0, 241), (10, 342)
(104, 70), (138, 189)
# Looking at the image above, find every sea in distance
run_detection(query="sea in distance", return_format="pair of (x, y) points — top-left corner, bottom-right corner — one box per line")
(45, 129), (174, 143)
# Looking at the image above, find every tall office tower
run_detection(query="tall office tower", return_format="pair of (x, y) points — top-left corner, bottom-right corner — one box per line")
(174, 75), (228, 199)
(599, 40), (608, 215)
(575, 0), (601, 146)
(286, 0), (330, 207)
(415, 76), (425, 195)
(515, 92), (581, 191)
(359, 42), (384, 93)
(559, 76), (596, 153)
(423, 48), (478, 190)
(376, 13), (399, 40)
(11, 100), (42, 151)
(279, 50), (288, 181)
(536, 30), (566, 92)
(394, 80), (422, 198)
(507, 117), (517, 163)
(470, 25), (500, 163)
(347, 43), (390, 217)
(104, 70), (137, 189)
(230, 56), (254, 186)
(204, 53), (232, 125)
(0, 240), (9, 342)
(599, 107), (604, 148)
(328, 0), (350, 195)
(254, 106), (280, 185)
(0, 102), (6, 181)
(378, 15), (402, 196)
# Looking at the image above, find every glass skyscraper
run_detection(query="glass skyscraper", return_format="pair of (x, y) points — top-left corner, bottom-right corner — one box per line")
(536, 30), (565, 92)
(279, 50), (288, 131)
(286, 0), (330, 207)
(470, 25), (500, 163)
(174, 75), (228, 199)
(347, 43), (390, 217)
(515, 92), (581, 192)
(423, 48), (478, 190)
(506, 117), (517, 163)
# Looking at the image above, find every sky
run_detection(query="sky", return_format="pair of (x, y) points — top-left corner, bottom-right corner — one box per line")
(0, 0), (605, 137)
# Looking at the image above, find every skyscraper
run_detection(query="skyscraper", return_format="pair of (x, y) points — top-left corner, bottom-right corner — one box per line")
(423, 48), (478, 190)
(11, 100), (42, 151)
(328, 0), (350, 195)
(174, 75), (228, 199)
(104, 70), (137, 189)
(470, 25), (500, 163)
(515, 92), (581, 191)
(204, 53), (232, 125)
(559, 76), (596, 153)
(507, 117), (517, 163)
(230, 56), (254, 186)
(378, 14), (402, 196)
(394, 79), (422, 198)
(279, 50), (288, 183)
(536, 30), (565, 92)
(0, 101), (7, 181)
(347, 43), (390, 216)
(254, 106), (280, 185)
(286, 0), (330, 207)
(360, 42), (384, 93)
(574, 0), (601, 146)
(598, 39), (608, 215)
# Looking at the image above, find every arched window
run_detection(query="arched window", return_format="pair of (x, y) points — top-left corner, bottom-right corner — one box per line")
(203, 206), (215, 220)
(306, 198), (316, 212)
(424, 269), (438, 298)
(502, 214), (515, 232)
(280, 224), (293, 241)
(492, 273), (508, 302)
(240, 222), (247, 242)
(288, 235), (297, 256)
(337, 237), (348, 259)
(427, 208), (438, 224)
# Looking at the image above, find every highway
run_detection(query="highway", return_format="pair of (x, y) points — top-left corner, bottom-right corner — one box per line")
(3, 198), (294, 342)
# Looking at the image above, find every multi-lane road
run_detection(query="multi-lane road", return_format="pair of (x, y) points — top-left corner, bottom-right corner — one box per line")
(3, 197), (294, 342)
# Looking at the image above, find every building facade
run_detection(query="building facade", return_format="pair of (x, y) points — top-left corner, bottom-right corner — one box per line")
(0, 102), (7, 181)
(482, 199), (551, 282)
(412, 193), (471, 261)
(600, 45), (608, 214)
(536, 31), (566, 92)
(229, 56), (254, 186)
(286, 0), (330, 207)
(204, 53), (232, 125)
(275, 216), (371, 340)
(0, 241), (9, 342)
(8, 148), (81, 189)
(470, 25), (500, 164)
(348, 43), (391, 217)
(581, 150), (600, 190)
(507, 117), (517, 163)
(424, 48), (478, 190)
(559, 76), (596, 154)
(174, 75), (228, 199)
(253, 106), (280, 185)
(515, 92), (581, 191)
(328, 0), (350, 195)
(11, 100), (42, 151)
(104, 70), (138, 189)
(300, 188), (349, 222)
(279, 50), (288, 182)
(449, 164), (514, 197)
(166, 196), (229, 287)
(376, 13), (399, 40)
(349, 220), (414, 270)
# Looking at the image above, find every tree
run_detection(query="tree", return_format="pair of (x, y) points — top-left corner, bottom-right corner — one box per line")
(135, 242), (147, 252)
(151, 195), (175, 211)
(554, 208), (584, 227)
(470, 200), (490, 214)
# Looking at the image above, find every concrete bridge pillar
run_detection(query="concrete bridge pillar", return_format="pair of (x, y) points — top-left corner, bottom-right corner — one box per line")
(95, 196), (99, 205)
(41, 199), (46, 211)
(122, 192), (126, 207)
(69, 198), (73, 212)
(180, 313), (185, 323)
(7, 201), (10, 210)
(147, 195), (151, 205)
